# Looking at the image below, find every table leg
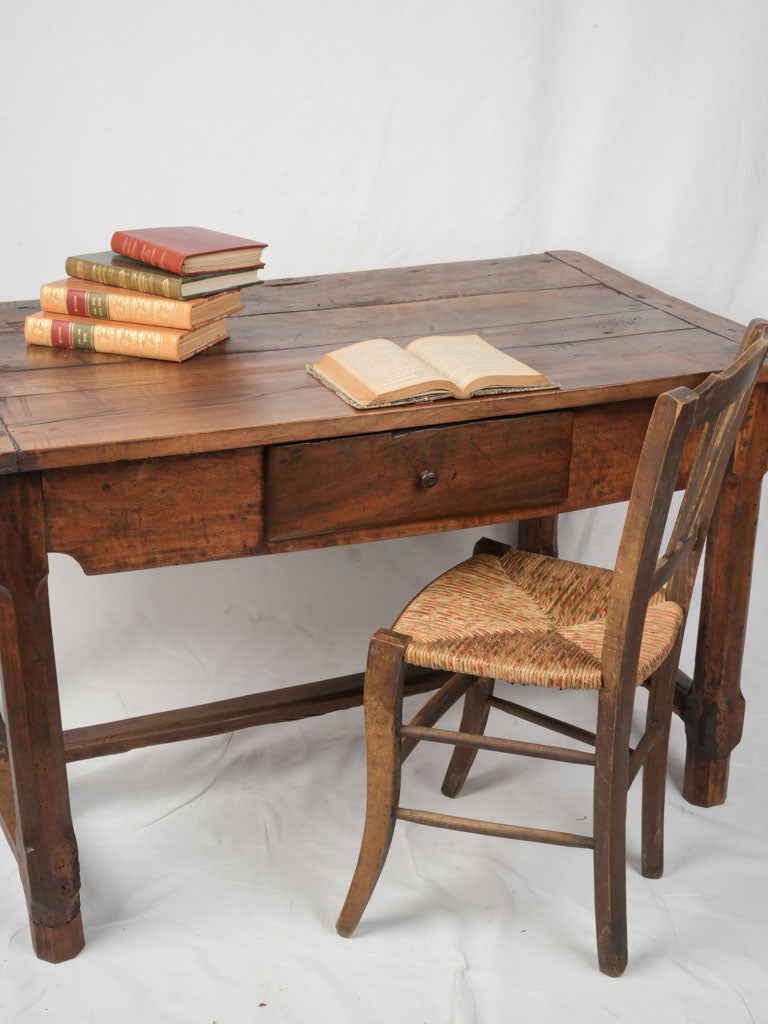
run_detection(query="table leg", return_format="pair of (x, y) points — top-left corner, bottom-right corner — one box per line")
(682, 386), (768, 806)
(0, 472), (83, 961)
(518, 515), (559, 557)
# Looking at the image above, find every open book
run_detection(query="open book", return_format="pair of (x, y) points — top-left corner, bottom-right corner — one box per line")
(307, 334), (557, 409)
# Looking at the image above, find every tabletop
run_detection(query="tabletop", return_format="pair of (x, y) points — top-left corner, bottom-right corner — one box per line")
(0, 251), (749, 475)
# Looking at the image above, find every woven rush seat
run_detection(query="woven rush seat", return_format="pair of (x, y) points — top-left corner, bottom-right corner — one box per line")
(394, 548), (684, 690)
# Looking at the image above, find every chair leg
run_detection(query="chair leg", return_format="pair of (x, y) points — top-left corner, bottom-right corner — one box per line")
(336, 629), (407, 938)
(440, 676), (494, 797)
(641, 639), (683, 878)
(592, 686), (633, 977)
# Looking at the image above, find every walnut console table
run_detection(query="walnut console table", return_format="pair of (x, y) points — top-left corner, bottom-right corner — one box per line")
(0, 251), (765, 962)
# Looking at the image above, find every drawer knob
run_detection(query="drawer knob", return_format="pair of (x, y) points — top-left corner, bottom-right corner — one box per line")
(419, 470), (438, 489)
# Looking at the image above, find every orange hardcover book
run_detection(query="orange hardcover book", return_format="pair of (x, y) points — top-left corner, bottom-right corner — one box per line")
(24, 312), (229, 362)
(40, 279), (242, 330)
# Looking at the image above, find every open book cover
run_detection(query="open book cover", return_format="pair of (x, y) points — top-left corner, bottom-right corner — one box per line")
(307, 334), (558, 409)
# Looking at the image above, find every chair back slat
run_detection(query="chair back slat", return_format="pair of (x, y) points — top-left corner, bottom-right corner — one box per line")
(648, 533), (696, 595)
(661, 335), (768, 606)
(600, 322), (768, 693)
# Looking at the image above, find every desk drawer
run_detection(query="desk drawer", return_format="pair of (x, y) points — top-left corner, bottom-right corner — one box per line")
(266, 412), (573, 541)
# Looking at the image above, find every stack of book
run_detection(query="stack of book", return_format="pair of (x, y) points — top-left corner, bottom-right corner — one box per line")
(24, 227), (267, 362)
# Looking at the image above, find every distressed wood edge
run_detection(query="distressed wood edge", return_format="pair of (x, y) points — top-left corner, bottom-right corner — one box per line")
(547, 251), (746, 343)
(263, 502), (566, 556)
(30, 912), (85, 963)
(0, 416), (19, 473)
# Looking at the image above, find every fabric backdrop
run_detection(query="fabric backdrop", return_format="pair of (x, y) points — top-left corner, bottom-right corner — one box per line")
(1, 2), (766, 1021)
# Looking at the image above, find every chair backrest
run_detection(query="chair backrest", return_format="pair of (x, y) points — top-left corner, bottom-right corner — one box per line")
(600, 320), (768, 693)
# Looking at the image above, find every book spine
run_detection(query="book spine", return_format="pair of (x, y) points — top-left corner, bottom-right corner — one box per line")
(111, 231), (186, 275)
(63, 256), (183, 299)
(25, 314), (185, 362)
(40, 283), (194, 329)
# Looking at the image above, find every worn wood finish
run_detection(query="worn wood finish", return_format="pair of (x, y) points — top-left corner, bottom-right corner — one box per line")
(394, 808), (594, 849)
(0, 313), (700, 406)
(640, 651), (682, 875)
(627, 722), (664, 789)
(400, 725), (596, 765)
(0, 307), (692, 386)
(338, 332), (768, 975)
(488, 693), (598, 748)
(64, 666), (444, 762)
(517, 515), (559, 558)
(440, 677), (494, 798)
(0, 472), (83, 962)
(0, 253), (759, 475)
(267, 412), (572, 541)
(0, 329), (747, 474)
(683, 380), (768, 805)
(44, 449), (265, 574)
(590, 389), (698, 975)
(238, 283), (645, 348)
(549, 251), (743, 343)
(239, 253), (596, 314)
(336, 630), (407, 939)
(399, 673), (473, 763)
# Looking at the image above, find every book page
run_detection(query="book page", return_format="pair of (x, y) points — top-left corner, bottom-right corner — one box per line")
(314, 337), (454, 405)
(406, 334), (551, 395)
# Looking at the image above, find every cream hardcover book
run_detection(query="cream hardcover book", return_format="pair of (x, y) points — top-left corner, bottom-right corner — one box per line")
(307, 334), (557, 409)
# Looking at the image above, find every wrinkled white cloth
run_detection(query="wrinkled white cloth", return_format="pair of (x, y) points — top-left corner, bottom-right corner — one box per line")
(1, 0), (767, 1020)
(0, 524), (765, 1023)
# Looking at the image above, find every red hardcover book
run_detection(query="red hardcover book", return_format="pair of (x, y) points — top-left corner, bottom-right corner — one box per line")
(110, 226), (267, 276)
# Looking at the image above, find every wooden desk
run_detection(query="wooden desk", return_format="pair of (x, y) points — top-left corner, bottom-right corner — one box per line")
(0, 251), (765, 962)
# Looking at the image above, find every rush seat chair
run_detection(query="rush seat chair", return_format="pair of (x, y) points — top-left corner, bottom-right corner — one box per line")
(336, 322), (768, 975)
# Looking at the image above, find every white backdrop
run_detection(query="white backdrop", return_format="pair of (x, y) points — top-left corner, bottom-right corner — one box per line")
(1, 2), (767, 1022)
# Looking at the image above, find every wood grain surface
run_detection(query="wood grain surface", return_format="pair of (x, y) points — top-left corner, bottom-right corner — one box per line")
(43, 448), (265, 574)
(0, 252), (749, 474)
(266, 412), (572, 540)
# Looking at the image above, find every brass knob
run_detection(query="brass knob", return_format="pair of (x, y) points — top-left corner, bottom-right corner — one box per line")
(420, 470), (438, 488)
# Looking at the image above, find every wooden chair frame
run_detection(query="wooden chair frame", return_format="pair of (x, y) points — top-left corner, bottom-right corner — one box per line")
(336, 321), (768, 976)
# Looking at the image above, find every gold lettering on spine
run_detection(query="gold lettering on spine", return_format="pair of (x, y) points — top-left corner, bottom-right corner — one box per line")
(71, 322), (96, 350)
(87, 292), (110, 318)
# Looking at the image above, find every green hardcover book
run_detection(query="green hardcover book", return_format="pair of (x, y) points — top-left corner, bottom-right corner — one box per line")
(64, 252), (263, 299)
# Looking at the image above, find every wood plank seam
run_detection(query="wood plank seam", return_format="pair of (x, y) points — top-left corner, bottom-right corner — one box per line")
(236, 280), (604, 318)
(547, 251), (743, 343)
